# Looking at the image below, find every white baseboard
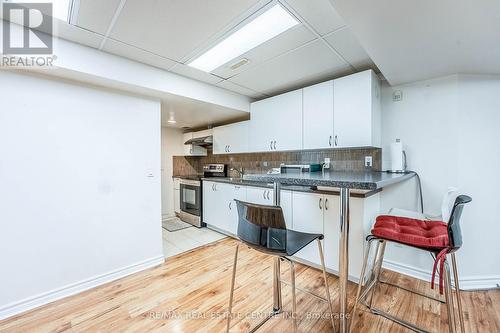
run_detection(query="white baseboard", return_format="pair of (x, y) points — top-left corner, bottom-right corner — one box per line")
(383, 259), (500, 290)
(0, 255), (165, 321)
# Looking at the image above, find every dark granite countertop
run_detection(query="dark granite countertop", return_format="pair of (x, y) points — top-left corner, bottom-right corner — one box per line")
(241, 170), (415, 190)
(201, 177), (383, 198)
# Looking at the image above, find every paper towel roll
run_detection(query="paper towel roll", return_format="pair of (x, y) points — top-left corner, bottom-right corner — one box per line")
(390, 140), (404, 171)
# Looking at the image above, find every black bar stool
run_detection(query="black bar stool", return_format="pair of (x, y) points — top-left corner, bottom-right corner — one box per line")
(226, 199), (336, 333)
(351, 195), (471, 333)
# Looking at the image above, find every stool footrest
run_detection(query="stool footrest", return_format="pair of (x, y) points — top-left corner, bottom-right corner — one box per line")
(280, 280), (330, 303)
(369, 306), (430, 333)
(378, 279), (446, 303)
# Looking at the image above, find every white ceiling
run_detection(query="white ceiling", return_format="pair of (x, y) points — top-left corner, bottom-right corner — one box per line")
(160, 94), (249, 129)
(1, 0), (378, 129)
(331, 0), (500, 85)
(57, 0), (377, 99)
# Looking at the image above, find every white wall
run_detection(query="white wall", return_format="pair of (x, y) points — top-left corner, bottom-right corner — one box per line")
(380, 74), (500, 289)
(161, 127), (184, 218)
(0, 71), (164, 319)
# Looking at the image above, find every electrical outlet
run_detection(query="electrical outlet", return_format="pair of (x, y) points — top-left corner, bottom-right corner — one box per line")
(324, 158), (330, 169)
(393, 90), (403, 102)
(262, 161), (268, 167)
(365, 156), (373, 168)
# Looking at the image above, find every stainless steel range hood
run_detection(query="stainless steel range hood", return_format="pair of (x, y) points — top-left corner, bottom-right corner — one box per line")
(184, 135), (213, 147)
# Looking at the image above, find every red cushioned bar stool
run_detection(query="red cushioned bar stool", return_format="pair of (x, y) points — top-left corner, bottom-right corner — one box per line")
(350, 195), (471, 333)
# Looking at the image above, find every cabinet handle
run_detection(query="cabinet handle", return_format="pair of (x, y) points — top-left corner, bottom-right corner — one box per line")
(273, 141), (276, 150)
(228, 145), (230, 152)
(319, 198), (323, 210)
(329, 135), (332, 147)
(334, 135), (338, 147)
(229, 201), (232, 210)
(267, 190), (271, 200)
(263, 190), (266, 199)
(214, 184), (217, 191)
(270, 141), (273, 150)
(325, 198), (329, 210)
(212, 184), (215, 191)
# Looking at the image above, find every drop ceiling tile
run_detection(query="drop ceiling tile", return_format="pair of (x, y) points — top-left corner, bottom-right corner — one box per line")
(75, 0), (122, 35)
(54, 22), (104, 49)
(102, 38), (177, 71)
(212, 25), (316, 79)
(229, 40), (352, 95)
(324, 28), (376, 70)
(169, 63), (224, 85)
(284, 0), (346, 35)
(216, 80), (267, 99)
(108, 0), (262, 62)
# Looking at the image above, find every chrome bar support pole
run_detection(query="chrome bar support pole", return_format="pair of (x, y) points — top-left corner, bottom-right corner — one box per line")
(339, 187), (350, 333)
(272, 181), (282, 313)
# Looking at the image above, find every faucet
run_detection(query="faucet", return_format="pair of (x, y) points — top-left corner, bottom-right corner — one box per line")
(230, 167), (244, 178)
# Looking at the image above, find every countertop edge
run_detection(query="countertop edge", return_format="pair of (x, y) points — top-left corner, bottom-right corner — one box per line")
(201, 177), (382, 199)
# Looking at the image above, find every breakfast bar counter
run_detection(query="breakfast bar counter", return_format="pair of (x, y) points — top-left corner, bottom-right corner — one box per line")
(243, 170), (415, 332)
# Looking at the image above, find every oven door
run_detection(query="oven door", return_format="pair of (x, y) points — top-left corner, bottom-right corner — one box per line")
(180, 183), (201, 217)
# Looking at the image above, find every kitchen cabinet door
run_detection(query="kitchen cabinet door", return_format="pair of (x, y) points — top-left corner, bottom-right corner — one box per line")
(227, 185), (246, 235)
(246, 186), (273, 205)
(173, 178), (181, 214)
(323, 195), (340, 272)
(303, 80), (334, 149)
(202, 181), (218, 227)
(333, 70), (380, 148)
(174, 189), (180, 214)
(323, 195), (379, 280)
(213, 121), (249, 154)
(246, 187), (292, 229)
(249, 89), (303, 152)
(292, 192), (324, 265)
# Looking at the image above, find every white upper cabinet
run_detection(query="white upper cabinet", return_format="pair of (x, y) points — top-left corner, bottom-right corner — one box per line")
(303, 80), (334, 149)
(249, 89), (303, 152)
(333, 70), (381, 148)
(213, 121), (249, 154)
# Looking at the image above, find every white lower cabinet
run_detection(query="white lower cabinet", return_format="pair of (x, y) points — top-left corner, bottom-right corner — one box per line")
(292, 192), (326, 266)
(227, 185), (246, 235)
(293, 191), (380, 280)
(174, 178), (181, 214)
(246, 187), (292, 229)
(203, 181), (246, 235)
(323, 194), (380, 279)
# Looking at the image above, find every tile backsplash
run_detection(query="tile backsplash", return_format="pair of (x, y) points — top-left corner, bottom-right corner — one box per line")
(173, 148), (381, 178)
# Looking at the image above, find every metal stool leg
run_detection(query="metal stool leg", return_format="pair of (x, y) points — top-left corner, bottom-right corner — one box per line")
(289, 260), (297, 333)
(317, 239), (336, 333)
(451, 253), (465, 333)
(350, 238), (376, 332)
(444, 260), (457, 333)
(226, 244), (239, 333)
(367, 240), (386, 309)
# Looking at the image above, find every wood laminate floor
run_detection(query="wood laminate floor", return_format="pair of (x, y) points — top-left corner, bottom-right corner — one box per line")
(1, 238), (499, 332)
